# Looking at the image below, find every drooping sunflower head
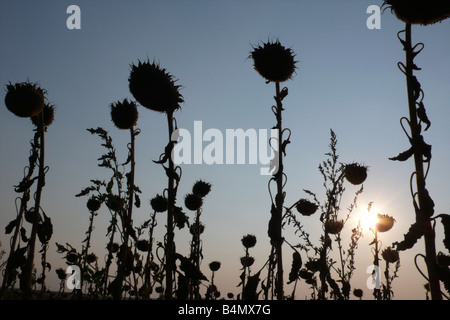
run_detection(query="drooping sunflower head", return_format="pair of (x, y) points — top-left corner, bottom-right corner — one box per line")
(5, 81), (45, 118)
(110, 98), (138, 130)
(381, 246), (400, 263)
(376, 213), (395, 233)
(296, 199), (318, 216)
(344, 163), (368, 186)
(325, 219), (344, 235)
(129, 59), (183, 113)
(383, 0), (450, 26)
(250, 39), (297, 83)
(31, 103), (55, 128)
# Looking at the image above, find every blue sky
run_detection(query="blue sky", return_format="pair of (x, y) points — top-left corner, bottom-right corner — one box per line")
(0, 0), (449, 299)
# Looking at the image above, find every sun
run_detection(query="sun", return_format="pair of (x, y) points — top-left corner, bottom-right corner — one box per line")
(360, 206), (379, 231)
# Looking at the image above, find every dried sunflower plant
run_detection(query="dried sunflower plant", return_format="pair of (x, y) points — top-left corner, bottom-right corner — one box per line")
(363, 202), (400, 300)
(249, 38), (297, 300)
(284, 130), (368, 300)
(382, 0), (450, 300)
(60, 99), (141, 299)
(129, 59), (187, 300)
(1, 81), (55, 299)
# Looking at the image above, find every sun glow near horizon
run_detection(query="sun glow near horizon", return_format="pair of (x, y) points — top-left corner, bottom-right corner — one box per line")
(359, 205), (380, 231)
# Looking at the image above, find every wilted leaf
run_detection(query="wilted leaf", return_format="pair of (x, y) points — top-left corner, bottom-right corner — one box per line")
(389, 147), (414, 161)
(288, 251), (302, 284)
(243, 271), (261, 300)
(5, 219), (17, 234)
(416, 102), (431, 131)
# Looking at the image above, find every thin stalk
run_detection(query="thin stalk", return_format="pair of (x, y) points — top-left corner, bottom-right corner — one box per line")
(404, 23), (441, 300)
(103, 210), (118, 297)
(144, 211), (157, 299)
(274, 81), (284, 300)
(165, 110), (176, 300)
(372, 230), (381, 300)
(0, 132), (39, 299)
(22, 113), (46, 299)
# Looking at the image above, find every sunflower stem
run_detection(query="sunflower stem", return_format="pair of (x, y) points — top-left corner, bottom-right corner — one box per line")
(0, 131), (39, 299)
(403, 23), (441, 300)
(274, 81), (284, 300)
(165, 110), (176, 300)
(22, 112), (46, 299)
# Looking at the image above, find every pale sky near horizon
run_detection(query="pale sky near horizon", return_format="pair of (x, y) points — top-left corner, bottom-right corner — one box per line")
(0, 0), (449, 299)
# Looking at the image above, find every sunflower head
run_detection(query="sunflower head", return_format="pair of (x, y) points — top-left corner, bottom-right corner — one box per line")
(344, 163), (368, 185)
(184, 193), (203, 211)
(86, 197), (101, 212)
(250, 39), (297, 83)
(381, 246), (400, 263)
(376, 213), (395, 233)
(129, 59), (183, 113)
(110, 99), (138, 130)
(209, 261), (221, 272)
(150, 194), (168, 213)
(296, 199), (318, 216)
(5, 81), (45, 118)
(31, 103), (55, 128)
(383, 0), (450, 25)
(136, 239), (150, 252)
(240, 256), (255, 268)
(192, 180), (212, 198)
(241, 234), (257, 249)
(325, 219), (344, 235)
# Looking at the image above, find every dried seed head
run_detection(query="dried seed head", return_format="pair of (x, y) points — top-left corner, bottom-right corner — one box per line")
(66, 252), (78, 264)
(437, 252), (450, 266)
(107, 242), (120, 254)
(250, 39), (297, 83)
(241, 234), (257, 249)
(110, 99), (138, 130)
(305, 258), (320, 273)
(299, 269), (313, 280)
(296, 199), (318, 216)
(376, 213), (395, 233)
(209, 261), (221, 272)
(190, 222), (205, 236)
(240, 256), (255, 268)
(325, 219), (344, 235)
(381, 247), (400, 263)
(353, 289), (363, 299)
(86, 253), (97, 264)
(192, 180), (212, 198)
(344, 163), (368, 185)
(136, 239), (150, 252)
(184, 193), (203, 211)
(5, 81), (45, 118)
(56, 268), (66, 280)
(86, 197), (101, 212)
(383, 0), (450, 26)
(129, 59), (183, 113)
(150, 194), (168, 213)
(106, 194), (124, 212)
(31, 103), (55, 127)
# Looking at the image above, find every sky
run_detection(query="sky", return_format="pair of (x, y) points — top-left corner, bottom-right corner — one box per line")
(0, 0), (449, 300)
